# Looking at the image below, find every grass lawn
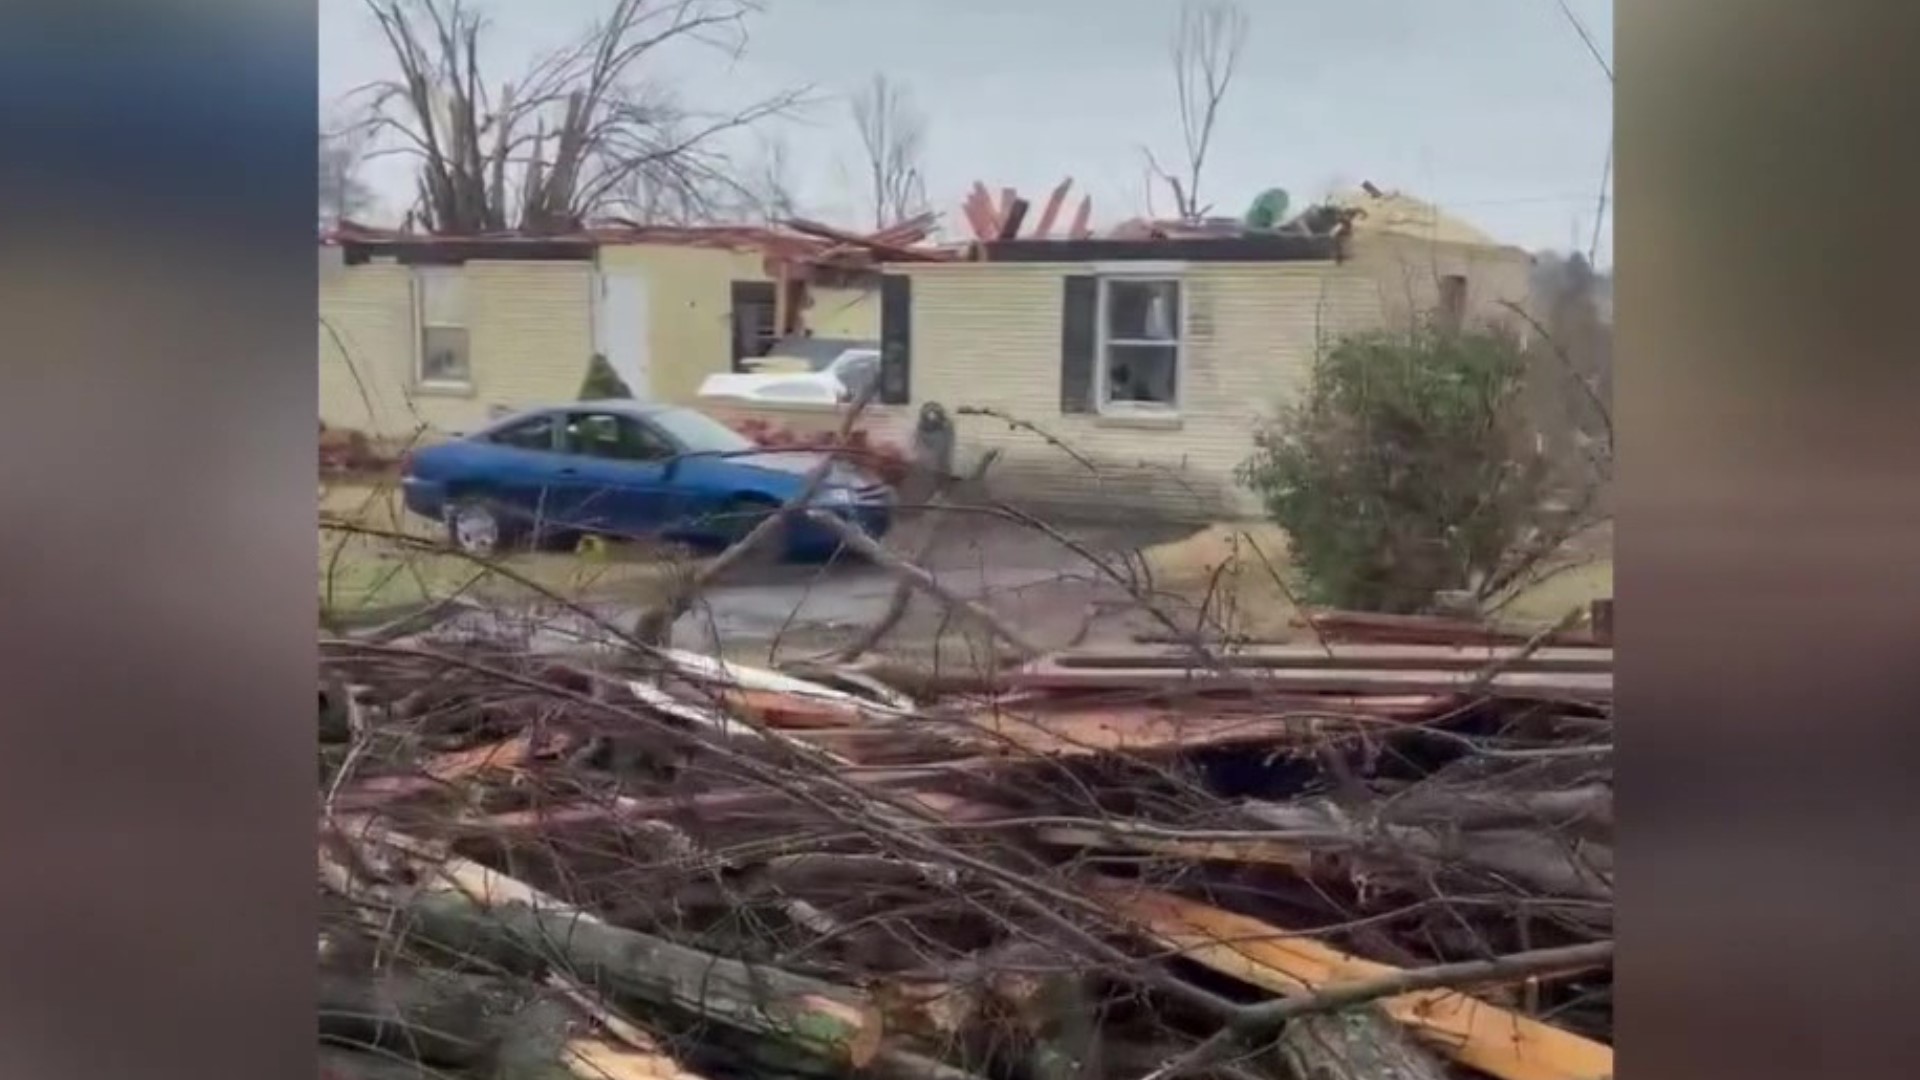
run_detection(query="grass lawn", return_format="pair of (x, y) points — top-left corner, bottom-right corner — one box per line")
(1141, 521), (1613, 640)
(318, 479), (692, 620)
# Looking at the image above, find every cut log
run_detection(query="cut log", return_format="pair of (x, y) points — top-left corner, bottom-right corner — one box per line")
(317, 968), (516, 1066)
(328, 832), (886, 1071)
(319, 1045), (441, 1080)
(1275, 1008), (1451, 1080)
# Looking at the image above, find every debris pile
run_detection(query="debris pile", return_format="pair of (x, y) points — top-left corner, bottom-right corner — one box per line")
(319, 616), (1614, 1080)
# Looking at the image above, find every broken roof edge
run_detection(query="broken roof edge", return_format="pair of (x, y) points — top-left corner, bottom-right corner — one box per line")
(951, 232), (1345, 264)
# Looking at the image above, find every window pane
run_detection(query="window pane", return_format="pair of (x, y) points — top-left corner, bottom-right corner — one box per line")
(565, 414), (674, 461)
(421, 326), (471, 383)
(1104, 343), (1179, 405)
(491, 416), (553, 451)
(417, 268), (467, 326)
(1105, 280), (1180, 341)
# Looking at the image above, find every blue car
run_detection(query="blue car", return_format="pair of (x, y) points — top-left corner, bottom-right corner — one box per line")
(400, 402), (894, 560)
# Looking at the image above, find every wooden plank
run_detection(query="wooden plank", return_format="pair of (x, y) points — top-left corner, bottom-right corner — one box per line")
(1004, 663), (1611, 702)
(1067, 195), (1092, 239)
(961, 191), (997, 241)
(1044, 643), (1613, 674)
(958, 696), (1442, 757)
(1303, 609), (1606, 648)
(1031, 178), (1073, 238)
(996, 197), (1030, 240)
(1085, 881), (1613, 1080)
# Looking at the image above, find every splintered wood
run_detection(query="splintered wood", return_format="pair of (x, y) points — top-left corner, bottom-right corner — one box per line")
(320, 610), (1614, 1080)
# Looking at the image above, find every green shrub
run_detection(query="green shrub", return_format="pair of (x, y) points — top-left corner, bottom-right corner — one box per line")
(579, 353), (633, 400)
(1236, 324), (1552, 614)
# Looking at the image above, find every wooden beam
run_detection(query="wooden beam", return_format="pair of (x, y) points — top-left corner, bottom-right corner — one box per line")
(1085, 881), (1613, 1080)
(1067, 195), (1092, 239)
(1032, 178), (1073, 238)
(996, 198), (1030, 241)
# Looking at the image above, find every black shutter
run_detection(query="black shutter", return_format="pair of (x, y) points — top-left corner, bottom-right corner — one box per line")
(879, 274), (912, 404)
(1060, 275), (1099, 414)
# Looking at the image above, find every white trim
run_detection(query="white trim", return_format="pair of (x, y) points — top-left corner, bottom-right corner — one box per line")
(1093, 275), (1186, 416)
(1089, 260), (1190, 276)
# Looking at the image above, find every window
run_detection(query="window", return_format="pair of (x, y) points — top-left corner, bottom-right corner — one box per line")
(563, 413), (676, 462)
(730, 281), (779, 371)
(488, 415), (555, 452)
(1437, 274), (1468, 333)
(646, 406), (755, 455)
(1099, 278), (1182, 410)
(415, 267), (471, 386)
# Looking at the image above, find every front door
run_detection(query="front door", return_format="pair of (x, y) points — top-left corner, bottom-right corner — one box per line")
(595, 270), (651, 397)
(554, 410), (678, 540)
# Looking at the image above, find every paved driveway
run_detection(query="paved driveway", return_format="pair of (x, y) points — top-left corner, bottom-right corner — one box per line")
(418, 515), (1198, 659)
(668, 515), (1194, 654)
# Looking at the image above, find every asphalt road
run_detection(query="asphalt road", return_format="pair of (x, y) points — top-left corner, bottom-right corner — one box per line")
(425, 517), (1195, 657)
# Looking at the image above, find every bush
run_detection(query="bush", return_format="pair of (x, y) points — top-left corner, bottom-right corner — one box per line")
(1237, 324), (1553, 614)
(579, 353), (632, 400)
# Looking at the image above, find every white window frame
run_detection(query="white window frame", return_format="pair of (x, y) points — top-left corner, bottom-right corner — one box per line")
(1094, 272), (1186, 416)
(413, 266), (473, 390)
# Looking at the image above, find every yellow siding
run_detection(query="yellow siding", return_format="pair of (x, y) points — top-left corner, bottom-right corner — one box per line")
(597, 243), (770, 405)
(1347, 233), (1536, 332)
(805, 285), (880, 340)
(318, 258), (594, 439)
(899, 261), (1385, 520)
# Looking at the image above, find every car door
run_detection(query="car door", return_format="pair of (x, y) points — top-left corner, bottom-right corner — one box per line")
(471, 412), (572, 527)
(554, 410), (678, 540)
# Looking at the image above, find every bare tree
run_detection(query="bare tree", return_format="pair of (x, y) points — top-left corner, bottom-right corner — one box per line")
(849, 72), (927, 230)
(1147, 0), (1249, 221)
(743, 132), (800, 223)
(352, 0), (810, 233)
(319, 117), (377, 227)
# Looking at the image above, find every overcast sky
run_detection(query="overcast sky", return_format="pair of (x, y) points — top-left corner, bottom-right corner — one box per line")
(320, 0), (1614, 264)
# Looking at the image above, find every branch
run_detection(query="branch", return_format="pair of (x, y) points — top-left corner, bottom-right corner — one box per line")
(799, 509), (1043, 659)
(633, 379), (881, 644)
(1145, 941), (1614, 1080)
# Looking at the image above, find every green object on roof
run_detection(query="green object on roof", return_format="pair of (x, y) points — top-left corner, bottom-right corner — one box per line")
(1245, 188), (1291, 230)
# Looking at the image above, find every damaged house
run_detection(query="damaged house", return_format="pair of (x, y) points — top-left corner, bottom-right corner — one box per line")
(316, 219), (923, 443)
(864, 187), (1539, 520)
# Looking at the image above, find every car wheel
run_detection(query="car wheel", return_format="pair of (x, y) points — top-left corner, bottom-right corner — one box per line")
(530, 525), (583, 553)
(447, 497), (513, 557)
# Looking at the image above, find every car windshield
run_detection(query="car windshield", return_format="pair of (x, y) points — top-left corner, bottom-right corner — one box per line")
(648, 407), (756, 456)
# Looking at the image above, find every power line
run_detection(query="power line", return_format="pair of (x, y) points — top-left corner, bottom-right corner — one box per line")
(1550, 0), (1614, 83)
(1588, 136), (1612, 264)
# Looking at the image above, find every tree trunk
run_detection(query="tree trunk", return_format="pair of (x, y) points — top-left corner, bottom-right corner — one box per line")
(319, 1045), (444, 1080)
(398, 891), (884, 1070)
(1275, 1008), (1450, 1080)
(318, 968), (520, 1067)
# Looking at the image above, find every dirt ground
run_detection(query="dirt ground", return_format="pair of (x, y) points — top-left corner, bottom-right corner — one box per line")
(1136, 520), (1614, 639)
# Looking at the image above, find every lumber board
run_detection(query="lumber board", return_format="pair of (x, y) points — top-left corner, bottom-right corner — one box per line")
(1004, 663), (1611, 702)
(1084, 880), (1613, 1080)
(1043, 643), (1613, 673)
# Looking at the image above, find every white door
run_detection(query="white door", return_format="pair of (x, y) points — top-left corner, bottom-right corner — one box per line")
(595, 270), (651, 398)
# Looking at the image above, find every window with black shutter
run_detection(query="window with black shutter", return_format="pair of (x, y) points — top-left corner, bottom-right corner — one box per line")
(1060, 275), (1098, 414)
(1062, 274), (1185, 414)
